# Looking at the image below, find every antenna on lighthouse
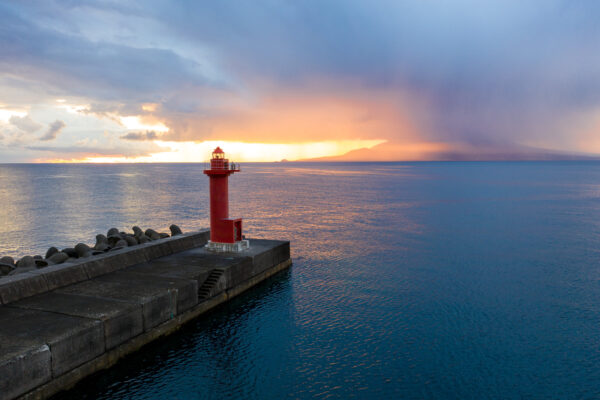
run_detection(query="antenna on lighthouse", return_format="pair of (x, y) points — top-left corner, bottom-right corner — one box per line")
(203, 147), (249, 252)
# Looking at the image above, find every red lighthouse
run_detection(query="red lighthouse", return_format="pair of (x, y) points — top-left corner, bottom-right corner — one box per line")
(203, 147), (249, 252)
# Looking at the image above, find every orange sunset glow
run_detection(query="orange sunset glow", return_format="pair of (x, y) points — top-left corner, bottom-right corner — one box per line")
(46, 140), (388, 163)
(33, 87), (427, 163)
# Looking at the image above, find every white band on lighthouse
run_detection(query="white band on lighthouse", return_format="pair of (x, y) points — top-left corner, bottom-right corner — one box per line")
(206, 239), (250, 253)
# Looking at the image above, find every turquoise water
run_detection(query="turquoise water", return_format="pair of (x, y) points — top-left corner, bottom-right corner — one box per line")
(1, 162), (600, 399)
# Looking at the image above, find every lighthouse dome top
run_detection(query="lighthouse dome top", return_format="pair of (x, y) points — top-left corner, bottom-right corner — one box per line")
(212, 147), (225, 159)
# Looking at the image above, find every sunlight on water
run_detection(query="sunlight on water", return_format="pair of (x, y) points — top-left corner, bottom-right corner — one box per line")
(2, 162), (600, 399)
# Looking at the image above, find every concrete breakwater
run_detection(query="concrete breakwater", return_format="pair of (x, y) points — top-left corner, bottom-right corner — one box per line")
(0, 229), (291, 400)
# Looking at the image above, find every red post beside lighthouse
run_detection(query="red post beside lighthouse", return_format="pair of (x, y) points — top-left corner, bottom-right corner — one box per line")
(203, 147), (249, 252)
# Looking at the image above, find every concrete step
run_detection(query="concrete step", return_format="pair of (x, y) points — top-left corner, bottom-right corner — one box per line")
(198, 269), (225, 301)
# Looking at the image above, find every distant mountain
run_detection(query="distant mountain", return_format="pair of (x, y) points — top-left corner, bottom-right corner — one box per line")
(298, 141), (600, 162)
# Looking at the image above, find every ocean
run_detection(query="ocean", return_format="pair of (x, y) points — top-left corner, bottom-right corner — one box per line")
(1, 162), (600, 399)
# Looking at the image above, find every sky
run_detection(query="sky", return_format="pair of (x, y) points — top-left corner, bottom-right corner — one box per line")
(1, 0), (600, 162)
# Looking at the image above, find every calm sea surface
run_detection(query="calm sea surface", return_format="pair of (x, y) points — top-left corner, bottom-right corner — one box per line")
(1, 162), (600, 399)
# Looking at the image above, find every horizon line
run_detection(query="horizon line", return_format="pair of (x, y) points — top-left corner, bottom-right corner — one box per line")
(3, 159), (600, 165)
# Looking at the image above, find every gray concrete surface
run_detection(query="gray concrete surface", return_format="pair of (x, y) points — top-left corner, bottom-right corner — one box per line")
(14, 292), (143, 350)
(0, 233), (290, 400)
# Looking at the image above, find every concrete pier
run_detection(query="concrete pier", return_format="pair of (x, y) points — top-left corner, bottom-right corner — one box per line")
(0, 230), (291, 400)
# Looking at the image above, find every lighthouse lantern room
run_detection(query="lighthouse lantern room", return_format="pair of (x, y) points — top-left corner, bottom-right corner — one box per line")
(203, 147), (249, 252)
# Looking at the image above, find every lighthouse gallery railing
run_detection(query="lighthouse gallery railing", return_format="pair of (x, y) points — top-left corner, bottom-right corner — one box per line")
(204, 161), (240, 171)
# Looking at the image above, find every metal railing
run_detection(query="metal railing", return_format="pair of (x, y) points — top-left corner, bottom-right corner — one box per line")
(204, 161), (241, 171)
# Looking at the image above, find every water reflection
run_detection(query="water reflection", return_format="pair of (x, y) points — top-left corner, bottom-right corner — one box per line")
(0, 165), (37, 254)
(0, 164), (212, 256)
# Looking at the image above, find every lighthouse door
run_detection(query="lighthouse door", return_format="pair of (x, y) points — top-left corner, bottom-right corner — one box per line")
(234, 220), (242, 241)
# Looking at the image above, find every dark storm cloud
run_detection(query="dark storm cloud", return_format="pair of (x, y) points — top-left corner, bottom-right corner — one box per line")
(120, 1), (600, 148)
(145, 0), (600, 146)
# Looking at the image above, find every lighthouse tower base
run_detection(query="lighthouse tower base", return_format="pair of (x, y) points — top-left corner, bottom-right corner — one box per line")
(206, 240), (250, 253)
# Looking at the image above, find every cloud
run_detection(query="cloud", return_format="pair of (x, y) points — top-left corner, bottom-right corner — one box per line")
(146, 0), (600, 153)
(3, 1), (600, 159)
(0, 2), (223, 104)
(157, 85), (426, 144)
(127, 1), (600, 154)
(9, 115), (42, 133)
(120, 130), (158, 141)
(39, 120), (66, 141)
(27, 141), (163, 159)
